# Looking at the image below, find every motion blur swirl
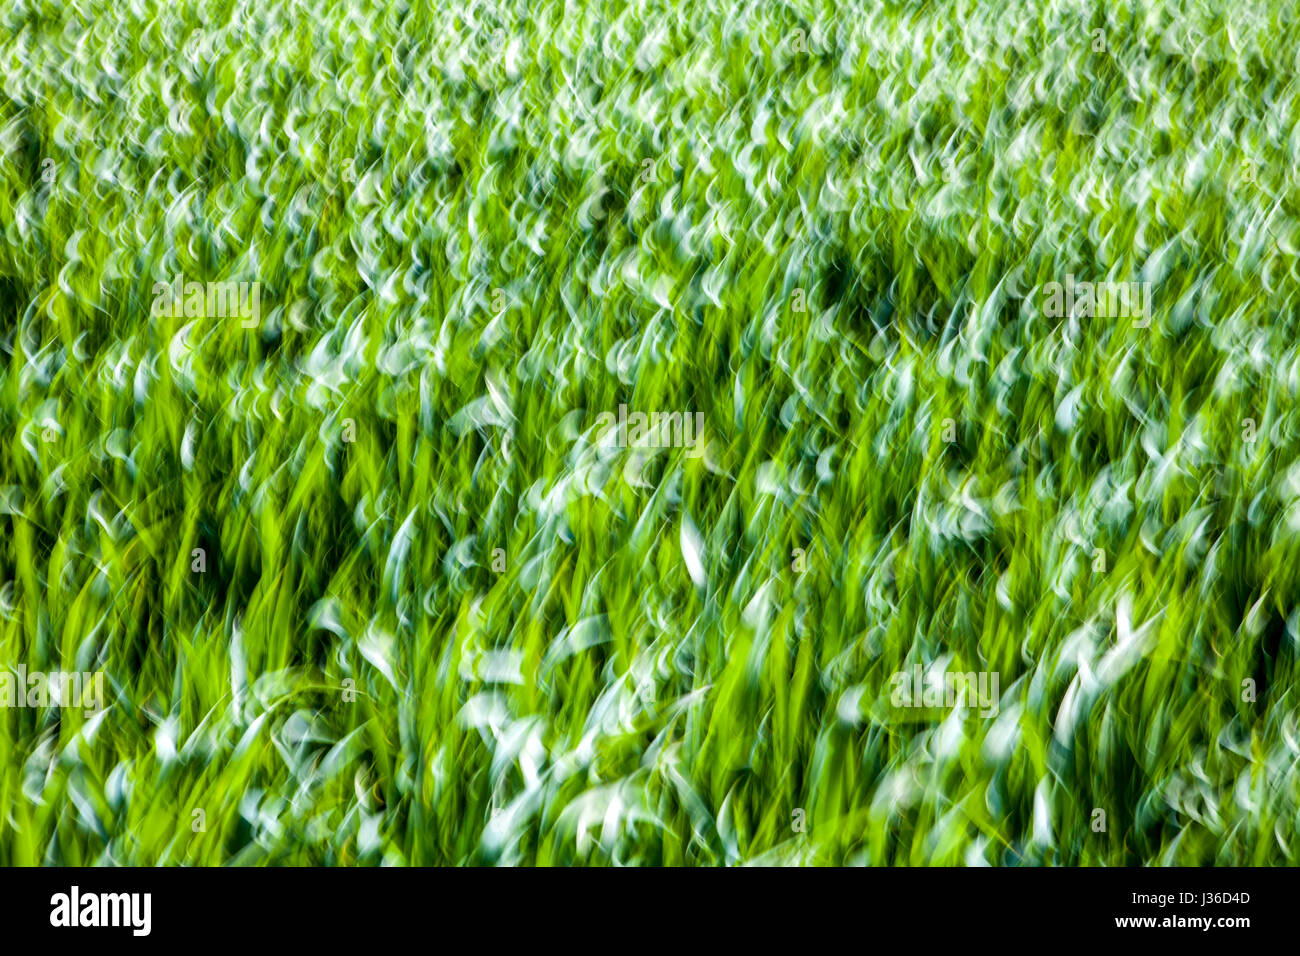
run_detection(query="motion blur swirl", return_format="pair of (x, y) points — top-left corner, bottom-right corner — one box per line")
(1, 0), (1298, 865)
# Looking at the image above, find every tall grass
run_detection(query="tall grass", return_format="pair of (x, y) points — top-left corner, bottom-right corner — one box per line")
(1, 0), (1298, 864)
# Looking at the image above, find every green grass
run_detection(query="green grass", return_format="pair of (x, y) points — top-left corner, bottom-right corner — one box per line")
(2, 0), (1299, 865)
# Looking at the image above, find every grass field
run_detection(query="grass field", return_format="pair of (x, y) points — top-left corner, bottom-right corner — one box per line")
(2, 0), (1299, 865)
